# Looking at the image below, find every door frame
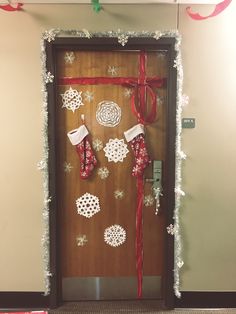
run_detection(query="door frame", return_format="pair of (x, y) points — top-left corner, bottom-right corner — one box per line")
(44, 34), (177, 309)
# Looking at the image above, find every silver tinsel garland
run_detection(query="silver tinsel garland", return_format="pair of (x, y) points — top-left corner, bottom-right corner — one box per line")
(40, 29), (186, 297)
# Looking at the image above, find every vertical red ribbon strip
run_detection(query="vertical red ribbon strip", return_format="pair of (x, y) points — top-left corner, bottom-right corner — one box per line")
(186, 0), (232, 20)
(59, 52), (165, 297)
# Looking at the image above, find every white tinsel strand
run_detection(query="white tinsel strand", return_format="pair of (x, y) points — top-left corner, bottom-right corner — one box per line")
(40, 36), (52, 295)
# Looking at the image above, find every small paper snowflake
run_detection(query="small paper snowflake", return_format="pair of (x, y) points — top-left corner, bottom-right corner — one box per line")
(123, 88), (133, 98)
(92, 139), (103, 152)
(103, 138), (129, 163)
(76, 192), (100, 218)
(61, 87), (84, 113)
(64, 51), (75, 64)
(76, 234), (88, 247)
(144, 194), (155, 207)
(44, 71), (54, 84)
(178, 150), (187, 160)
(64, 161), (73, 173)
(177, 260), (184, 268)
(118, 33), (129, 46)
(84, 91), (94, 103)
(167, 224), (176, 235)
(107, 65), (118, 76)
(104, 224), (126, 247)
(157, 95), (164, 106)
(96, 101), (121, 127)
(97, 167), (109, 180)
(181, 94), (189, 107)
(114, 190), (125, 200)
(175, 187), (185, 197)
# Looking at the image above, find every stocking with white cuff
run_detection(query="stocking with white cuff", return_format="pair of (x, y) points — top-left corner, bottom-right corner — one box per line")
(67, 125), (97, 179)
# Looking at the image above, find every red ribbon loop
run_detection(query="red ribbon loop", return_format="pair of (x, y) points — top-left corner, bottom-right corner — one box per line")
(0, 2), (23, 11)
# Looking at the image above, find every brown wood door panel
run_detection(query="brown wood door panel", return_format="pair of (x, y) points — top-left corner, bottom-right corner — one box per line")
(55, 50), (167, 280)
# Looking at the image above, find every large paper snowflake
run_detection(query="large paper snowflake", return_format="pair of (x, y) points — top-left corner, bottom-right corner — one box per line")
(96, 101), (121, 127)
(97, 167), (109, 180)
(61, 87), (84, 113)
(92, 138), (103, 152)
(103, 138), (129, 163)
(104, 224), (126, 247)
(76, 192), (100, 218)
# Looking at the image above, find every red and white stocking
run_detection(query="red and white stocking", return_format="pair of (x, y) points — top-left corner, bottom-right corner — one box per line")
(67, 125), (97, 179)
(124, 124), (151, 177)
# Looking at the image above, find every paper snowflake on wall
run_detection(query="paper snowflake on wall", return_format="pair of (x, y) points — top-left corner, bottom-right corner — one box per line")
(104, 224), (126, 247)
(97, 167), (109, 180)
(92, 139), (103, 152)
(103, 138), (129, 163)
(61, 87), (84, 113)
(76, 234), (88, 247)
(114, 190), (125, 200)
(123, 88), (133, 98)
(107, 65), (118, 76)
(83, 91), (94, 103)
(144, 194), (155, 207)
(76, 192), (100, 218)
(64, 51), (75, 64)
(64, 161), (73, 173)
(96, 101), (121, 127)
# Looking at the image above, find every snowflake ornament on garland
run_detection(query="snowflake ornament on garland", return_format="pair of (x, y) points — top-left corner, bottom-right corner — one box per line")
(92, 138), (103, 152)
(104, 224), (126, 247)
(64, 51), (75, 64)
(61, 87), (84, 113)
(76, 192), (100, 218)
(103, 138), (129, 163)
(97, 167), (109, 180)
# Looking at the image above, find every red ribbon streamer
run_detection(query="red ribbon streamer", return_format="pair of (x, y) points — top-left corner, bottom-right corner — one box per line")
(0, 3), (23, 11)
(59, 52), (165, 297)
(186, 0), (232, 20)
(136, 176), (144, 298)
(59, 52), (166, 124)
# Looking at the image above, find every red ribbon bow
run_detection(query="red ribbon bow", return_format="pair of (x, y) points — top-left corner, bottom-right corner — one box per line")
(0, 2), (23, 11)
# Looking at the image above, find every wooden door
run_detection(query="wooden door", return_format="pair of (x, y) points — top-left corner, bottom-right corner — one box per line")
(55, 49), (168, 301)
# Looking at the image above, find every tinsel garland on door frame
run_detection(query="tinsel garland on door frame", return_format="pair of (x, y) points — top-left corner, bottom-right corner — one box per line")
(39, 29), (187, 298)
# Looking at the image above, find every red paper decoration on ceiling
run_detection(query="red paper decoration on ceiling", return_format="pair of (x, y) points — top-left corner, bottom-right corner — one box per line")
(186, 0), (232, 20)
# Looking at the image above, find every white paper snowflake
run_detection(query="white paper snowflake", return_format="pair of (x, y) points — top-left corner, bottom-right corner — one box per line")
(167, 224), (176, 235)
(37, 160), (46, 171)
(76, 234), (88, 247)
(114, 190), (125, 200)
(104, 224), (126, 247)
(96, 101), (121, 127)
(153, 30), (162, 40)
(123, 88), (133, 98)
(84, 91), (94, 103)
(43, 29), (58, 42)
(64, 161), (73, 173)
(118, 33), (129, 46)
(92, 139), (103, 152)
(144, 194), (155, 207)
(157, 95), (164, 106)
(64, 51), (75, 64)
(61, 87), (84, 113)
(97, 167), (109, 180)
(103, 138), (129, 163)
(44, 71), (54, 84)
(107, 65), (118, 76)
(82, 28), (92, 38)
(76, 192), (100, 218)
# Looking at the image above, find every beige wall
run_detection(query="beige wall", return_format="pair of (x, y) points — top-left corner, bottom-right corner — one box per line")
(0, 3), (235, 292)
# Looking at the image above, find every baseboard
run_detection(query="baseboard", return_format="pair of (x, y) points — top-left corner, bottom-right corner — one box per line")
(175, 291), (236, 308)
(0, 292), (49, 309)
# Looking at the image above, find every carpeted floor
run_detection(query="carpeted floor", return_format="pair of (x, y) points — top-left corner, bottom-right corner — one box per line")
(48, 301), (236, 314)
